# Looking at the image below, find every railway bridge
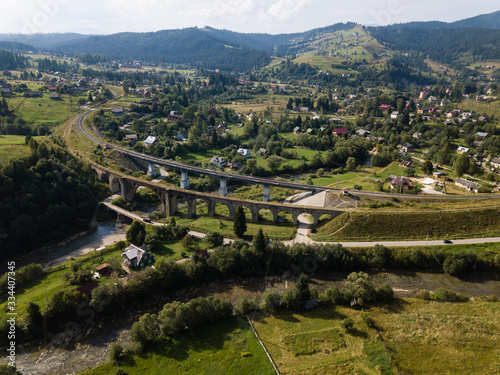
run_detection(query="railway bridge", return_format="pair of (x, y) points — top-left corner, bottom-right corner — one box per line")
(91, 163), (343, 225)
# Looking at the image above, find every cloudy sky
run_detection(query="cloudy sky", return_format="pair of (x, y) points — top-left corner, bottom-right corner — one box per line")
(1, 0), (498, 35)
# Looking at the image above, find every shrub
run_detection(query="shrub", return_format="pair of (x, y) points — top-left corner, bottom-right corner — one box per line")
(430, 288), (469, 302)
(341, 318), (354, 332)
(204, 231), (224, 247)
(478, 186), (492, 194)
(361, 312), (375, 327)
(149, 211), (165, 220)
(235, 297), (259, 315)
(443, 252), (477, 278)
(376, 283), (395, 302)
(109, 343), (124, 363)
(415, 289), (431, 300)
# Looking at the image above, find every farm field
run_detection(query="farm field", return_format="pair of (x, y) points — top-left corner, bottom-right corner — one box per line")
(253, 299), (500, 375)
(0, 135), (44, 164)
(80, 316), (276, 375)
(6, 94), (81, 130)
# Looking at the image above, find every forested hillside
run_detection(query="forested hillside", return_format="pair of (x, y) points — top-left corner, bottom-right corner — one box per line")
(0, 49), (28, 70)
(55, 28), (270, 71)
(369, 27), (500, 66)
(383, 10), (500, 30)
(0, 138), (101, 259)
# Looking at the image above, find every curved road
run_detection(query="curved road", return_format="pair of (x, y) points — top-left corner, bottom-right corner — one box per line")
(75, 110), (500, 201)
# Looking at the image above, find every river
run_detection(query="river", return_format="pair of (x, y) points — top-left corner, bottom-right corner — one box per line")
(21, 222), (127, 270)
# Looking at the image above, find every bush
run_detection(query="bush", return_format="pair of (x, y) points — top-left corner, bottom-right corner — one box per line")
(235, 297), (259, 315)
(443, 252), (477, 278)
(415, 289), (431, 300)
(149, 211), (165, 220)
(341, 318), (354, 332)
(204, 231), (224, 247)
(478, 186), (492, 194)
(368, 244), (390, 268)
(430, 288), (469, 302)
(111, 197), (132, 211)
(376, 283), (395, 302)
(361, 312), (375, 327)
(109, 343), (124, 363)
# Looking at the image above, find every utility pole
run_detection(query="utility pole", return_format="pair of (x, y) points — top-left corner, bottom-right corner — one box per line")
(336, 172), (339, 189)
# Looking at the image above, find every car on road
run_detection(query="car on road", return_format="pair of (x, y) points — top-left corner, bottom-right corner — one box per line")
(143, 218), (152, 223)
(443, 239), (452, 244)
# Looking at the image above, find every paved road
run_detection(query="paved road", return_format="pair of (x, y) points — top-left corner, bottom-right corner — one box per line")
(101, 196), (234, 245)
(103, 198), (500, 248)
(283, 215), (500, 247)
(75, 110), (500, 201)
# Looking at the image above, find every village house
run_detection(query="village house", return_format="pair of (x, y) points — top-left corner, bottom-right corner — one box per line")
(95, 264), (112, 277)
(207, 107), (218, 117)
(412, 132), (423, 140)
(455, 178), (482, 193)
(143, 136), (159, 147)
(401, 143), (415, 153)
(175, 134), (187, 142)
(490, 157), (500, 169)
(333, 127), (349, 137)
(379, 104), (392, 111)
(210, 156), (226, 168)
(227, 162), (243, 171)
(400, 160), (411, 168)
(391, 177), (412, 190)
(390, 111), (399, 119)
(475, 132), (488, 138)
(293, 126), (302, 135)
(356, 129), (370, 137)
(167, 111), (182, 122)
(111, 107), (124, 116)
(258, 148), (267, 156)
(237, 148), (251, 158)
(121, 244), (155, 270)
(457, 146), (470, 154)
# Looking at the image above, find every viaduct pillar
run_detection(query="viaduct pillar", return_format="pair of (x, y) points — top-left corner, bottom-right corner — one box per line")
(180, 170), (190, 189)
(219, 179), (228, 196)
(263, 185), (270, 202)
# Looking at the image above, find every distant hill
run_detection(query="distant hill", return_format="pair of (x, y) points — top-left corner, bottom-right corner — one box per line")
(0, 10), (497, 72)
(200, 22), (356, 55)
(369, 27), (500, 65)
(0, 41), (34, 52)
(383, 10), (500, 30)
(54, 28), (271, 71)
(0, 33), (89, 49)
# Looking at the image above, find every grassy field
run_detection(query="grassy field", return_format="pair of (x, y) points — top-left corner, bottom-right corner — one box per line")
(252, 305), (393, 375)
(0, 135), (44, 164)
(312, 206), (500, 241)
(175, 201), (296, 241)
(370, 298), (500, 374)
(253, 299), (500, 375)
(6, 93), (82, 129)
(0, 242), (126, 321)
(81, 316), (276, 375)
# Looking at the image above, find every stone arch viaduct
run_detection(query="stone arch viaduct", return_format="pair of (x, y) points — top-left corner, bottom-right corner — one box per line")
(91, 163), (343, 225)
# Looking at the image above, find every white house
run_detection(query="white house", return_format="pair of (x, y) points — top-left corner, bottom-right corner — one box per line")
(143, 136), (158, 147)
(238, 148), (251, 158)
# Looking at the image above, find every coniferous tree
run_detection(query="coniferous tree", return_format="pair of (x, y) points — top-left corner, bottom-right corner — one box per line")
(233, 206), (247, 238)
(126, 220), (146, 246)
(253, 228), (267, 253)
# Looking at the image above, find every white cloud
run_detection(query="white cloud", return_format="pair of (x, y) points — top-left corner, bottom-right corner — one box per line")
(181, 0), (261, 20)
(0, 0), (498, 34)
(263, 0), (312, 23)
